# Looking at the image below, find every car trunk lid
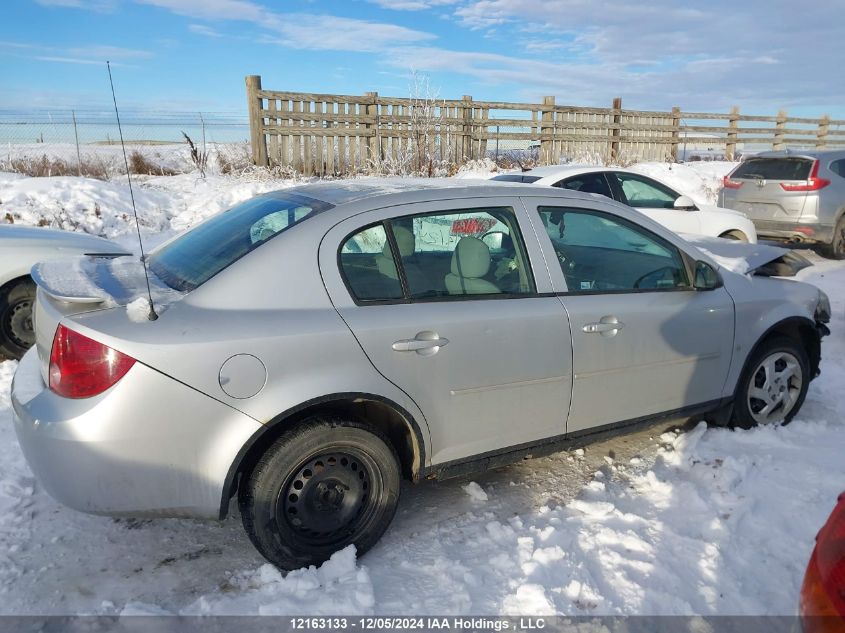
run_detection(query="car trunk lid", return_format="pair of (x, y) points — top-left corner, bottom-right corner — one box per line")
(721, 156), (815, 219)
(31, 255), (184, 383)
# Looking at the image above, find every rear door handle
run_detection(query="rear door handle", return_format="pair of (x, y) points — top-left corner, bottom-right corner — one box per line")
(582, 316), (624, 337)
(392, 331), (449, 356)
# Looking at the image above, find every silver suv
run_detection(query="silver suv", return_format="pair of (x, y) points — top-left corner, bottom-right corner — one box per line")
(11, 181), (831, 570)
(719, 150), (845, 259)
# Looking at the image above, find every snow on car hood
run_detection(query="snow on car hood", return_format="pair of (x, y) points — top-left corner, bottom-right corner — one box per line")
(32, 255), (184, 312)
(682, 234), (812, 276)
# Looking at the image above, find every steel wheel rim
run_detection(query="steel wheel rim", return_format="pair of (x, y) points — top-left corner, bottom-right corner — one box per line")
(279, 449), (378, 546)
(747, 351), (803, 425)
(2, 297), (34, 349)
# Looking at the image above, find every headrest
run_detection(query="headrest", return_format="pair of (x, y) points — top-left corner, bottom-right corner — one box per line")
(382, 226), (415, 258)
(450, 236), (491, 279)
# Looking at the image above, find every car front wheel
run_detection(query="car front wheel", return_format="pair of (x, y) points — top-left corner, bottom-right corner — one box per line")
(731, 335), (810, 429)
(0, 278), (36, 361)
(239, 416), (401, 570)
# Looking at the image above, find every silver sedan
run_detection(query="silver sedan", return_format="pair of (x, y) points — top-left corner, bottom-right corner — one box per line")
(11, 181), (831, 570)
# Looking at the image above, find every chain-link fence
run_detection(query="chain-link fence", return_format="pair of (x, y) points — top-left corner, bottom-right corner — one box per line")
(0, 109), (252, 178)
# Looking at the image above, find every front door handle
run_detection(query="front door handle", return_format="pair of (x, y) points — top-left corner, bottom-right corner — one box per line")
(392, 331), (449, 356)
(582, 316), (624, 337)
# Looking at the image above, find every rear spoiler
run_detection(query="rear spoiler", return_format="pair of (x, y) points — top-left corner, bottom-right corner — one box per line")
(31, 264), (112, 304)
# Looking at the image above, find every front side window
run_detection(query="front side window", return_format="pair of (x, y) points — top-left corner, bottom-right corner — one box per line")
(614, 173), (678, 209)
(149, 192), (333, 292)
(538, 206), (689, 293)
(339, 207), (535, 302)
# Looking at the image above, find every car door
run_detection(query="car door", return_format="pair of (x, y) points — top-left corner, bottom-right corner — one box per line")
(319, 197), (574, 466)
(608, 171), (702, 235)
(523, 197), (735, 434)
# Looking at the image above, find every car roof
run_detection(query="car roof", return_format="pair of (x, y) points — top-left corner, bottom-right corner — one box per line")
(260, 177), (582, 208)
(519, 165), (609, 178)
(749, 149), (845, 160)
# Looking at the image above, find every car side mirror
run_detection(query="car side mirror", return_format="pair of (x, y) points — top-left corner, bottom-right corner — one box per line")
(694, 261), (722, 290)
(674, 195), (698, 210)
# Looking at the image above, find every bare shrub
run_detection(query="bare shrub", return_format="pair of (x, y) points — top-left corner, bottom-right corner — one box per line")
(3, 154), (110, 180)
(366, 72), (455, 178)
(216, 141), (253, 175)
(182, 132), (209, 177)
(128, 150), (177, 176)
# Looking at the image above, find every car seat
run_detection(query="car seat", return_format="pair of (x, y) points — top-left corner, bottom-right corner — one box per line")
(444, 237), (500, 295)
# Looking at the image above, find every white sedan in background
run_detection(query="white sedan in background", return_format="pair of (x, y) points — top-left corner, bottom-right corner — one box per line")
(0, 224), (128, 360)
(492, 166), (757, 242)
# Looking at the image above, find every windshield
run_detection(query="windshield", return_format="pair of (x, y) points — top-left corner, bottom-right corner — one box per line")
(732, 157), (813, 180)
(148, 192), (333, 292)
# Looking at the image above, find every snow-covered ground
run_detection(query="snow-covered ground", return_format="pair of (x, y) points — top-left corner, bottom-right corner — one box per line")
(0, 161), (843, 616)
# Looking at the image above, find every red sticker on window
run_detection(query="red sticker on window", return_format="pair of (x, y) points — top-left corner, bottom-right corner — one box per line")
(451, 217), (496, 236)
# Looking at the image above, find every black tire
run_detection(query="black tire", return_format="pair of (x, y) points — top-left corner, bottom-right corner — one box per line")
(0, 278), (37, 361)
(819, 216), (845, 260)
(239, 416), (401, 570)
(731, 335), (810, 429)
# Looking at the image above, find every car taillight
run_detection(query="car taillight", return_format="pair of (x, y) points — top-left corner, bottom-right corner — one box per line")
(801, 493), (845, 624)
(722, 175), (744, 189)
(49, 324), (136, 399)
(780, 160), (831, 192)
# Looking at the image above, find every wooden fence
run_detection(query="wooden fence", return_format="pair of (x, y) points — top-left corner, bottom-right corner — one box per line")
(245, 75), (845, 175)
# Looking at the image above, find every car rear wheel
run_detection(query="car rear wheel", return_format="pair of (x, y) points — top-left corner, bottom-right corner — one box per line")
(731, 335), (810, 429)
(819, 217), (845, 260)
(239, 416), (401, 570)
(0, 278), (36, 361)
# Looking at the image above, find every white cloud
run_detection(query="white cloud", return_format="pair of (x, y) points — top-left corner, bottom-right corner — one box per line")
(34, 0), (116, 10)
(66, 45), (153, 59)
(34, 56), (132, 66)
(366, 0), (459, 10)
(134, 0), (436, 52)
(188, 23), (223, 37)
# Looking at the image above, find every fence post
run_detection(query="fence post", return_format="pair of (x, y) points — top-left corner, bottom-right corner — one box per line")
(365, 92), (379, 164)
(726, 106), (740, 160)
(245, 75), (268, 167)
(773, 110), (787, 150)
(610, 97), (622, 163)
(540, 96), (555, 165)
(461, 95), (473, 161)
(72, 110), (82, 176)
(817, 114), (830, 149)
(669, 106), (681, 162)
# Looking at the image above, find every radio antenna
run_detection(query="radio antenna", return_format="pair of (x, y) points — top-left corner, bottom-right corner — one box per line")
(107, 61), (158, 321)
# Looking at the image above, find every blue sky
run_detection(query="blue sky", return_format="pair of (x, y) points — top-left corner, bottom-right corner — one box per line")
(2, 0), (843, 117)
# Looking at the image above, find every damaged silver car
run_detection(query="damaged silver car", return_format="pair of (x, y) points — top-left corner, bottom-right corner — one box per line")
(11, 181), (831, 569)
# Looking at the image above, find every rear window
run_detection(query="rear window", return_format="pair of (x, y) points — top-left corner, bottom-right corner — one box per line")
(490, 174), (542, 183)
(149, 192), (333, 291)
(732, 158), (813, 181)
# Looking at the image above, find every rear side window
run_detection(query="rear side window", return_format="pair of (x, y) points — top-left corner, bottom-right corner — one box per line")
(149, 193), (333, 292)
(554, 172), (613, 199)
(490, 174), (542, 183)
(339, 207), (535, 302)
(339, 225), (404, 302)
(732, 158), (813, 180)
(830, 159), (845, 178)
